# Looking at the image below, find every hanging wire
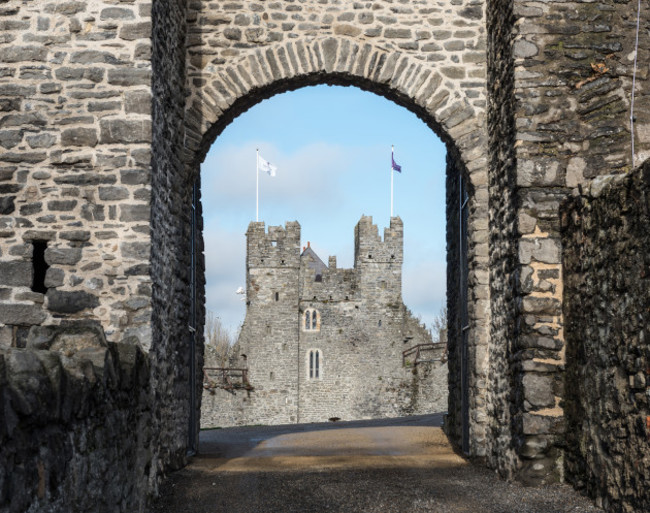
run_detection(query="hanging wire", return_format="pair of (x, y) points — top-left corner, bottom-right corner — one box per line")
(630, 0), (642, 166)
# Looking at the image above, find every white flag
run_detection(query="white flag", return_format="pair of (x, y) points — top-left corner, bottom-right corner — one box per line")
(258, 155), (277, 177)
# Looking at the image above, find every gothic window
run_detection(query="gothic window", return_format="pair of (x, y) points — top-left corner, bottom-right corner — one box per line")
(308, 349), (322, 379)
(303, 308), (320, 332)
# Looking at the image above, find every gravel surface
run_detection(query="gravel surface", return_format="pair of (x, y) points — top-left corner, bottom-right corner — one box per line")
(150, 415), (602, 513)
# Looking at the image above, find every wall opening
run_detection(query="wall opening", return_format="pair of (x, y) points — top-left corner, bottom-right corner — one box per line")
(31, 240), (49, 294)
(197, 83), (467, 431)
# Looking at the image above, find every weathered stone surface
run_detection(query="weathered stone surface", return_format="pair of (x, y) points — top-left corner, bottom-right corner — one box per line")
(100, 119), (151, 144)
(46, 290), (99, 313)
(120, 204), (149, 222)
(44, 267), (64, 288)
(0, 195), (14, 214)
(0, 261), (32, 287)
(107, 68), (152, 86)
(44, 247), (82, 266)
(562, 165), (650, 513)
(61, 128), (98, 147)
(0, 304), (47, 325)
(121, 241), (150, 260)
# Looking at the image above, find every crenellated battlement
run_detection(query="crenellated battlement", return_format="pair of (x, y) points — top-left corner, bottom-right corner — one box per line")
(246, 221), (301, 269)
(354, 216), (403, 266)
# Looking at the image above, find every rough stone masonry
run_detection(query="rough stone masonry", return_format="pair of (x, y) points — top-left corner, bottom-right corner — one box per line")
(0, 0), (649, 511)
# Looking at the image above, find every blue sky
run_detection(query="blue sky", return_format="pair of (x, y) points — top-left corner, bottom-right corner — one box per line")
(201, 84), (447, 335)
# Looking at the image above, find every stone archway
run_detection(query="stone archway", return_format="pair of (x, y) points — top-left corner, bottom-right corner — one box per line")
(181, 29), (491, 459)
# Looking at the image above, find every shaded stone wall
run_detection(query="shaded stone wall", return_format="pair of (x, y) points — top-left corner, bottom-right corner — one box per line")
(562, 165), (650, 513)
(151, 0), (202, 470)
(0, 323), (151, 513)
(485, 0), (521, 480)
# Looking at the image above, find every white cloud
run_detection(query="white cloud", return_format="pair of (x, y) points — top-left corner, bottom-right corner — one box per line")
(202, 224), (247, 335)
(201, 141), (358, 218)
(402, 260), (447, 327)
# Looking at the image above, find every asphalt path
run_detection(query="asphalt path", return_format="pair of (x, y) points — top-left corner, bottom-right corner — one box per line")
(150, 414), (602, 513)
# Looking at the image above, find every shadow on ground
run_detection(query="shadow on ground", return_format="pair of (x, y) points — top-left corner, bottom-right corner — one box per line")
(150, 414), (601, 513)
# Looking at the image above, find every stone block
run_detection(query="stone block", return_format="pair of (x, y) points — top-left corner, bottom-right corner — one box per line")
(0, 130), (23, 149)
(0, 46), (48, 63)
(26, 133), (56, 149)
(121, 242), (150, 260)
(0, 304), (47, 326)
(99, 186), (130, 201)
(44, 247), (82, 266)
(120, 22), (152, 41)
(61, 128), (98, 147)
(100, 7), (135, 20)
(44, 267), (64, 289)
(46, 290), (99, 313)
(107, 68), (152, 87)
(60, 230), (90, 242)
(0, 195), (15, 215)
(100, 119), (151, 144)
(120, 204), (149, 222)
(518, 238), (560, 265)
(384, 28), (411, 39)
(47, 200), (77, 212)
(522, 373), (555, 409)
(0, 261), (32, 287)
(125, 91), (151, 115)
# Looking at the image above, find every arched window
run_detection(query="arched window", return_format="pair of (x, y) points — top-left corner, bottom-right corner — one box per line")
(303, 308), (320, 331)
(307, 349), (322, 379)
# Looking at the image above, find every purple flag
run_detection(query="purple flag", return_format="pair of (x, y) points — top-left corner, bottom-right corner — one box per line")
(392, 153), (402, 173)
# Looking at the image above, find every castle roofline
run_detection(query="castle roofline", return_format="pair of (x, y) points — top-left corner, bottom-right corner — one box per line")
(301, 242), (328, 275)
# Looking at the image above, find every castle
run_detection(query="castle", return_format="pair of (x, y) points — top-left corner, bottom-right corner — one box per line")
(201, 216), (447, 427)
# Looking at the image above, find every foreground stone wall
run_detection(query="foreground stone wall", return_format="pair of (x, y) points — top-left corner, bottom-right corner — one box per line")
(508, 0), (650, 483)
(1, 1), (200, 511)
(562, 164), (650, 513)
(0, 323), (151, 513)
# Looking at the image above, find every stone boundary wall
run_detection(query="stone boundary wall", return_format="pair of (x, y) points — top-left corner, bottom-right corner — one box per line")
(0, 323), (151, 513)
(201, 358), (448, 429)
(562, 164), (650, 513)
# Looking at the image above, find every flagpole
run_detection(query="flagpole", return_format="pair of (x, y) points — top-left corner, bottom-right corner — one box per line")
(256, 148), (259, 222)
(390, 145), (394, 218)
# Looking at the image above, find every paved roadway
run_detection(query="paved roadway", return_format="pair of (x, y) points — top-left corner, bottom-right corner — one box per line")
(150, 414), (602, 513)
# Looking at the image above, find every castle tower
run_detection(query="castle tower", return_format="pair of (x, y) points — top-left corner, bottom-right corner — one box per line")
(237, 221), (301, 424)
(354, 216), (404, 307)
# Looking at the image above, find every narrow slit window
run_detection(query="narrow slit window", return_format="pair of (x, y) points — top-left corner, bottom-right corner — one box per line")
(309, 350), (314, 378)
(274, 292), (279, 301)
(307, 349), (322, 379)
(31, 240), (48, 294)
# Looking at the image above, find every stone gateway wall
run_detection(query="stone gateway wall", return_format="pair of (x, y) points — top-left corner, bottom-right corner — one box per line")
(562, 164), (650, 513)
(0, 0), (650, 510)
